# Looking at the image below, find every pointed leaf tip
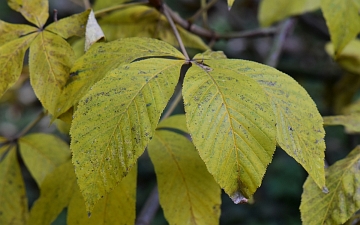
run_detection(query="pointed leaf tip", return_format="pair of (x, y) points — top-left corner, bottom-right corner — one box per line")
(231, 192), (248, 204)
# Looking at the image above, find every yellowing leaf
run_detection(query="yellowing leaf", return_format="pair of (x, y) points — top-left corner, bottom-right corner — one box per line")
(244, 60), (326, 191)
(67, 166), (137, 225)
(157, 114), (188, 133)
(85, 10), (105, 52)
(344, 99), (360, 114)
(93, 0), (127, 11)
(7, 0), (49, 27)
(325, 40), (360, 75)
(0, 33), (37, 98)
(183, 59), (276, 202)
(0, 146), (28, 225)
(55, 38), (184, 118)
(70, 58), (184, 212)
(193, 51), (227, 61)
(18, 133), (70, 186)
(323, 113), (360, 133)
(321, 0), (360, 55)
(259, 0), (320, 27)
(148, 130), (221, 225)
(28, 161), (77, 225)
(0, 20), (37, 47)
(228, 0), (235, 10)
(300, 146), (360, 225)
(98, 5), (209, 50)
(46, 10), (90, 39)
(0, 137), (8, 155)
(29, 31), (75, 115)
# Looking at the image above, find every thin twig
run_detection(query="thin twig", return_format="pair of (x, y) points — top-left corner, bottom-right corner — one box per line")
(94, 2), (149, 17)
(15, 111), (46, 140)
(83, 0), (91, 9)
(265, 18), (296, 67)
(188, 0), (219, 24)
(163, 4), (190, 60)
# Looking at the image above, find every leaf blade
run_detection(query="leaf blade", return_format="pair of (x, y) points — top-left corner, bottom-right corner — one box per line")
(183, 59), (276, 201)
(148, 130), (221, 225)
(301, 146), (360, 225)
(70, 58), (183, 212)
(0, 20), (37, 47)
(7, 0), (49, 27)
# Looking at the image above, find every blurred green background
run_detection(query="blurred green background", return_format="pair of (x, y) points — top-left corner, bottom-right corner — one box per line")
(0, 0), (358, 224)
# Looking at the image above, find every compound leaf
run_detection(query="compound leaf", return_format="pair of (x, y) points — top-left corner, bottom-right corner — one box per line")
(98, 5), (209, 50)
(301, 146), (360, 225)
(183, 59), (276, 202)
(67, 166), (137, 225)
(28, 161), (77, 225)
(46, 10), (90, 39)
(323, 114), (360, 133)
(70, 58), (183, 212)
(29, 31), (75, 115)
(244, 60), (326, 191)
(7, 0), (49, 27)
(0, 33), (37, 98)
(148, 130), (221, 225)
(0, 145), (28, 225)
(321, 0), (360, 55)
(18, 133), (71, 186)
(259, 0), (320, 27)
(0, 20), (37, 47)
(55, 37), (184, 118)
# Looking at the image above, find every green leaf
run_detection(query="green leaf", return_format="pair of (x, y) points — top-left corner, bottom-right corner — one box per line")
(323, 113), (360, 133)
(70, 58), (184, 212)
(157, 114), (188, 133)
(0, 146), (28, 225)
(148, 130), (221, 225)
(183, 59), (276, 202)
(85, 10), (105, 52)
(18, 133), (71, 186)
(325, 40), (360, 75)
(46, 10), (90, 39)
(0, 33), (37, 98)
(300, 146), (360, 225)
(244, 60), (326, 191)
(7, 0), (49, 27)
(29, 31), (75, 115)
(259, 0), (320, 27)
(55, 37), (184, 118)
(0, 20), (37, 47)
(321, 0), (360, 55)
(67, 166), (137, 225)
(28, 161), (77, 225)
(98, 5), (209, 50)
(93, 0), (127, 11)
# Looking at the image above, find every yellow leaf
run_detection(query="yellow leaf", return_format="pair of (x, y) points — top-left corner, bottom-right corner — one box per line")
(85, 10), (105, 52)
(29, 31), (75, 115)
(18, 133), (71, 186)
(193, 50), (227, 61)
(93, 0), (127, 11)
(323, 113), (360, 133)
(28, 161), (77, 225)
(300, 146), (360, 225)
(55, 37), (184, 119)
(70, 58), (184, 212)
(259, 0), (320, 27)
(0, 33), (37, 98)
(321, 0), (360, 55)
(67, 166), (137, 225)
(0, 137), (8, 155)
(157, 114), (188, 133)
(183, 59), (277, 202)
(228, 0), (235, 10)
(148, 130), (221, 225)
(46, 9), (90, 39)
(325, 40), (360, 75)
(0, 20), (37, 47)
(0, 146), (28, 225)
(344, 99), (360, 114)
(7, 0), (49, 27)
(245, 60), (326, 191)
(98, 5), (209, 50)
